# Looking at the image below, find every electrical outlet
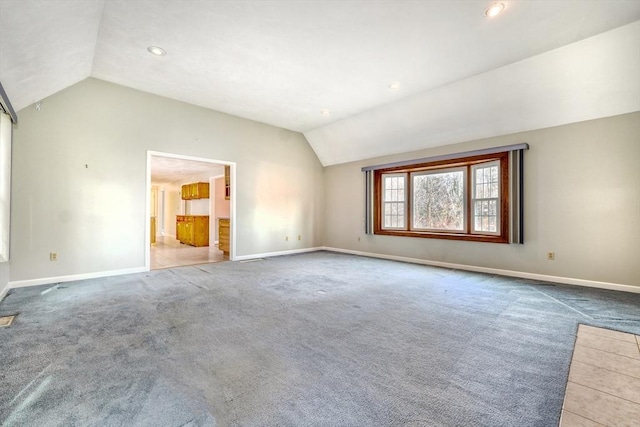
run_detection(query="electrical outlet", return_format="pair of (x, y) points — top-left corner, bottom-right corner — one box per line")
(358, 237), (361, 242)
(50, 252), (58, 261)
(285, 236), (289, 241)
(547, 252), (555, 261)
(297, 235), (301, 241)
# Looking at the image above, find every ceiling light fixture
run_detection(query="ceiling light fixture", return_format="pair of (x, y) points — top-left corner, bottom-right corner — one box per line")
(320, 109), (331, 116)
(147, 46), (167, 56)
(484, 2), (505, 17)
(388, 82), (401, 90)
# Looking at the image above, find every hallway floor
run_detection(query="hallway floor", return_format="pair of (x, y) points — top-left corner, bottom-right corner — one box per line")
(150, 235), (227, 269)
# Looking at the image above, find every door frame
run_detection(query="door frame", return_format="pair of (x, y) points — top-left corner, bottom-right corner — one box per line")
(145, 150), (236, 270)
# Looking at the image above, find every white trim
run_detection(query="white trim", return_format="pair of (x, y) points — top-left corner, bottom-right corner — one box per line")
(230, 164), (237, 261)
(0, 282), (9, 301)
(234, 247), (324, 261)
(321, 247), (640, 294)
(8, 267), (147, 289)
(5, 247), (636, 295)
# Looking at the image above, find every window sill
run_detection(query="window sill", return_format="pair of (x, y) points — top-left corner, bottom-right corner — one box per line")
(374, 229), (509, 243)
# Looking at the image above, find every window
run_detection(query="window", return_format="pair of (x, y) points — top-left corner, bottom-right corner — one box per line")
(412, 167), (466, 232)
(0, 112), (11, 261)
(0, 82), (17, 263)
(374, 151), (509, 243)
(381, 174), (406, 229)
(472, 161), (500, 234)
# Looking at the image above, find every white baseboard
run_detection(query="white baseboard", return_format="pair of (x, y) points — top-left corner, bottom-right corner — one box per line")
(5, 248), (637, 295)
(0, 282), (9, 302)
(8, 266), (147, 289)
(321, 247), (640, 294)
(5, 247), (323, 290)
(234, 247), (324, 261)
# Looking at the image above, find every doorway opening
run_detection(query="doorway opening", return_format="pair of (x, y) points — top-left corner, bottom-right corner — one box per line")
(145, 151), (235, 270)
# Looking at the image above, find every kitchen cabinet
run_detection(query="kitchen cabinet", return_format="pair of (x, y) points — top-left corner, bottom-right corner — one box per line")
(218, 218), (230, 255)
(181, 182), (210, 200)
(176, 215), (209, 247)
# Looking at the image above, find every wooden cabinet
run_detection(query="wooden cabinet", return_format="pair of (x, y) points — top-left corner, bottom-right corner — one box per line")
(224, 165), (230, 200)
(181, 184), (190, 200)
(181, 182), (210, 200)
(176, 218), (188, 244)
(218, 218), (230, 255)
(176, 215), (209, 247)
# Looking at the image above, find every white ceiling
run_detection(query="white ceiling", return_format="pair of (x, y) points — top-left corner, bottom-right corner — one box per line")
(1, 1), (639, 166)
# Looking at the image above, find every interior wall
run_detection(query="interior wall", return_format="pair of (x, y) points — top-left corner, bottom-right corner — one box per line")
(214, 176), (230, 242)
(215, 177), (230, 218)
(323, 112), (640, 287)
(164, 185), (180, 238)
(9, 78), (324, 283)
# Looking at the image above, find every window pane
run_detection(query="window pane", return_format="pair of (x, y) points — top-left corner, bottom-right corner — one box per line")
(384, 175), (406, 202)
(382, 174), (408, 230)
(489, 200), (497, 216)
(471, 161), (500, 234)
(412, 170), (464, 230)
(490, 182), (499, 198)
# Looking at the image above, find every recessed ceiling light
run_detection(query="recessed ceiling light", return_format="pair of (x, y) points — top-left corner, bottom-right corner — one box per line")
(389, 82), (401, 90)
(484, 2), (505, 17)
(320, 109), (331, 116)
(147, 46), (167, 56)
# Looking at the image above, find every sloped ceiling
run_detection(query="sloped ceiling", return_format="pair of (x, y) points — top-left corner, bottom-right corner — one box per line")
(1, 1), (639, 166)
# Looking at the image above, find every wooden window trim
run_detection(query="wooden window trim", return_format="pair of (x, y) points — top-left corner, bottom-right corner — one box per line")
(373, 152), (510, 243)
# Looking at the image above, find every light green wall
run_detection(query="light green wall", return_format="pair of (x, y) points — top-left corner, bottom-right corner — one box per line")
(10, 78), (324, 282)
(323, 112), (640, 287)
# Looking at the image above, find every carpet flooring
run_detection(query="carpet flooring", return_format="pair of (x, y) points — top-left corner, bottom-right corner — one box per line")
(1, 251), (639, 426)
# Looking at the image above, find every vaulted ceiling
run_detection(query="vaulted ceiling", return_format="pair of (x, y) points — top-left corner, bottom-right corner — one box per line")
(1, 1), (639, 165)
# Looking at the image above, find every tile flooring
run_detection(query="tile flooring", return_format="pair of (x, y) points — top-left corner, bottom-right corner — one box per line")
(151, 235), (227, 269)
(560, 324), (640, 426)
